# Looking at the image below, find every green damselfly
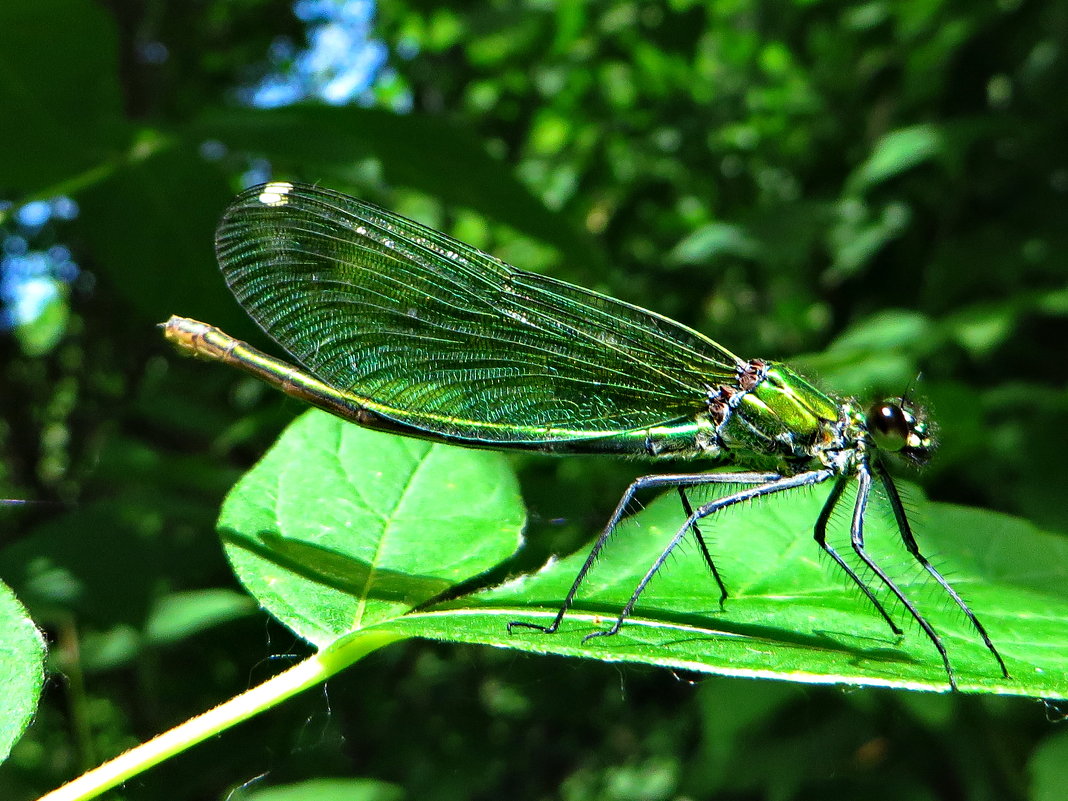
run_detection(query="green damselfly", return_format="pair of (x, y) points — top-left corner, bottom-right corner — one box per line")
(164, 181), (1007, 689)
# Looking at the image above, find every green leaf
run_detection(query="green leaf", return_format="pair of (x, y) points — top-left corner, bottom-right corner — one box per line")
(231, 778), (404, 801)
(1029, 730), (1068, 801)
(144, 589), (257, 646)
(846, 124), (945, 194)
(0, 500), (164, 628)
(411, 485), (1066, 696)
(791, 309), (937, 395)
(0, 581), (46, 762)
(220, 410), (1067, 697)
(75, 144), (239, 327)
(667, 221), (762, 265)
(0, 0), (128, 193)
(826, 309), (934, 353)
(218, 411), (526, 648)
(825, 200), (912, 280)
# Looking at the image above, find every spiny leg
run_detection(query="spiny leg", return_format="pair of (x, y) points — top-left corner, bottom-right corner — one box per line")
(814, 475), (903, 635)
(876, 464), (1008, 678)
(848, 466), (956, 689)
(585, 469), (835, 642)
(508, 471), (781, 635)
(677, 487), (728, 609)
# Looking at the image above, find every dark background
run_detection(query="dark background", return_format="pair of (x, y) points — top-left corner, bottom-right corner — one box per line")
(1, 1), (1067, 799)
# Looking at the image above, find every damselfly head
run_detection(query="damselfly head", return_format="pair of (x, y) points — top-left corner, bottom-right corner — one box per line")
(866, 398), (935, 465)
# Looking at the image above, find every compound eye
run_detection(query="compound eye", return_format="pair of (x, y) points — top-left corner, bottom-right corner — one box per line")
(868, 402), (910, 452)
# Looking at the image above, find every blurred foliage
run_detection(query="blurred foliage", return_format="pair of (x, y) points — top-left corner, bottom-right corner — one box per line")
(1, 0), (1067, 799)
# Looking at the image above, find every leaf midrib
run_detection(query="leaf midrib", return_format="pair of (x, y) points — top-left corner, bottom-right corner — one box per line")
(350, 444), (432, 629)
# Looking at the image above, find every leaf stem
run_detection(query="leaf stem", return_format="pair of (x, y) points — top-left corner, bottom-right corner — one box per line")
(37, 629), (405, 801)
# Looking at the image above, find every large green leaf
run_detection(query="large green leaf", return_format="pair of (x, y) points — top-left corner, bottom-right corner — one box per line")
(218, 411), (526, 648)
(219, 412), (1066, 697)
(438, 486), (1063, 696)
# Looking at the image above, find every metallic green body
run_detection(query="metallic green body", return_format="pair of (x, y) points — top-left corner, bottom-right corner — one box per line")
(720, 362), (842, 468)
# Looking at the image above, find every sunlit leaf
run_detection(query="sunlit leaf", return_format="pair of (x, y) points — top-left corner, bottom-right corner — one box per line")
(0, 582), (46, 762)
(218, 411), (1067, 697)
(846, 125), (945, 194)
(218, 411), (526, 648)
(405, 484), (1068, 696)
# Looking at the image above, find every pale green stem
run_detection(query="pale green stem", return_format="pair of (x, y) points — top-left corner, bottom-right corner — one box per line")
(37, 629), (404, 801)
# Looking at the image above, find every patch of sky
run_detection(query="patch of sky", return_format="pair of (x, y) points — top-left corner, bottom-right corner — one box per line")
(0, 197), (80, 332)
(243, 0), (404, 111)
(0, 250), (77, 330)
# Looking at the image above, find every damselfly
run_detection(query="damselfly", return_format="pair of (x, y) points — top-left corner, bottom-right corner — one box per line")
(163, 181), (1007, 689)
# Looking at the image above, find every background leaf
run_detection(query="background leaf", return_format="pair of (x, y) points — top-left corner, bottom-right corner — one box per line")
(0, 0), (127, 193)
(233, 778), (404, 801)
(846, 125), (945, 194)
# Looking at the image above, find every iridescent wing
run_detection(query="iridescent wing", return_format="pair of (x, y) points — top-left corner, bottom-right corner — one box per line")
(216, 182), (742, 443)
